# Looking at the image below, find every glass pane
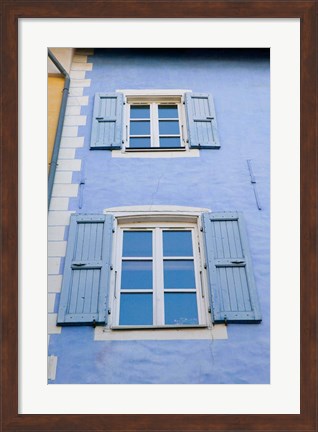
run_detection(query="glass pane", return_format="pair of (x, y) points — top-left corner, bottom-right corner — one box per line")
(123, 231), (152, 257)
(130, 121), (150, 135)
(163, 231), (193, 256)
(129, 137), (151, 148)
(159, 137), (181, 148)
(164, 293), (198, 325)
(164, 260), (195, 289)
(158, 105), (178, 118)
(159, 120), (180, 135)
(130, 105), (150, 119)
(119, 293), (153, 325)
(121, 260), (152, 289)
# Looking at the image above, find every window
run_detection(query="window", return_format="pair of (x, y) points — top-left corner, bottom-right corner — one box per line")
(114, 223), (204, 327)
(57, 209), (262, 327)
(126, 97), (184, 150)
(90, 90), (220, 151)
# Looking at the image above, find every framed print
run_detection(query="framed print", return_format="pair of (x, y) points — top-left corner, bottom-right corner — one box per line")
(1, 1), (317, 431)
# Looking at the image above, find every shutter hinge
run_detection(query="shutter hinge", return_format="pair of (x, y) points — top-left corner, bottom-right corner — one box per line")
(108, 308), (111, 315)
(208, 307), (211, 313)
(204, 263), (207, 269)
(200, 227), (203, 232)
(112, 229), (115, 233)
(110, 265), (113, 270)
(224, 316), (228, 326)
(92, 319), (97, 328)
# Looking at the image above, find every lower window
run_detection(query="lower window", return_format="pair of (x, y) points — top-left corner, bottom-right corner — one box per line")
(114, 223), (204, 327)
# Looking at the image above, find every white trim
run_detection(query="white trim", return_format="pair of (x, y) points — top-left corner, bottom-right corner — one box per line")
(102, 206), (222, 340)
(95, 325), (227, 341)
(104, 205), (210, 214)
(111, 149), (199, 158)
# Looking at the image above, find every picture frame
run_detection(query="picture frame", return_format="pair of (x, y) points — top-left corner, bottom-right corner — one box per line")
(1, 1), (316, 431)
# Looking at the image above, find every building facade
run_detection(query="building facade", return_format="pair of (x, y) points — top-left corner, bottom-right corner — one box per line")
(48, 48), (270, 384)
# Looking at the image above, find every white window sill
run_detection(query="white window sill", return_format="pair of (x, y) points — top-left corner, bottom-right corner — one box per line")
(111, 148), (199, 158)
(94, 324), (228, 341)
(124, 147), (186, 152)
(111, 324), (208, 330)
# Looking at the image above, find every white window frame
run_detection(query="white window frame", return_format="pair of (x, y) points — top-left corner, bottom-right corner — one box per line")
(105, 205), (212, 330)
(118, 89), (190, 152)
(113, 221), (206, 328)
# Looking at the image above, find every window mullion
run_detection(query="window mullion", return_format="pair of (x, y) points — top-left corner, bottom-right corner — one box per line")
(154, 227), (164, 324)
(152, 103), (160, 147)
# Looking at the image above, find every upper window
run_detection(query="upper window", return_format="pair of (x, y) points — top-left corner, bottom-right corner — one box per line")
(90, 90), (220, 152)
(128, 101), (183, 149)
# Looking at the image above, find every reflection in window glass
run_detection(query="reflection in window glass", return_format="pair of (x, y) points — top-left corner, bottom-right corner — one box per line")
(159, 121), (180, 135)
(159, 137), (181, 148)
(163, 231), (193, 256)
(164, 293), (198, 325)
(129, 137), (151, 148)
(121, 260), (153, 289)
(130, 121), (150, 136)
(158, 105), (178, 118)
(119, 293), (153, 325)
(123, 231), (152, 257)
(164, 260), (195, 289)
(130, 105), (150, 119)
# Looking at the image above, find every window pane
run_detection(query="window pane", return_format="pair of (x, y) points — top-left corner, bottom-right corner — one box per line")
(158, 105), (178, 118)
(163, 231), (193, 256)
(130, 105), (150, 119)
(119, 293), (153, 325)
(129, 137), (151, 148)
(123, 231), (152, 257)
(164, 260), (195, 289)
(121, 261), (152, 289)
(159, 121), (180, 135)
(159, 137), (181, 148)
(164, 293), (198, 325)
(130, 121), (150, 135)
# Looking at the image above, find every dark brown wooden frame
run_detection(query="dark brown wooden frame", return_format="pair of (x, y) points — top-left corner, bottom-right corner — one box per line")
(1, 1), (317, 431)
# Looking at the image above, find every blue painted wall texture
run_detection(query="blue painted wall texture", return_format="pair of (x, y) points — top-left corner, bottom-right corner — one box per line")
(49, 48), (270, 384)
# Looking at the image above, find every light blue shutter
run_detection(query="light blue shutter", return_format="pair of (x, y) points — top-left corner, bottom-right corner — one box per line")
(90, 93), (123, 149)
(57, 214), (113, 325)
(202, 212), (261, 323)
(185, 93), (220, 149)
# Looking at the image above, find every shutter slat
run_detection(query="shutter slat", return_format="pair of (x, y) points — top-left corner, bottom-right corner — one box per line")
(90, 93), (123, 150)
(202, 212), (261, 323)
(57, 214), (113, 326)
(185, 93), (220, 149)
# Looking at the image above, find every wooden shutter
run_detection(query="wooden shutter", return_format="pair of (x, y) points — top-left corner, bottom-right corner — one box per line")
(202, 212), (261, 323)
(185, 93), (220, 149)
(90, 93), (123, 149)
(57, 214), (113, 325)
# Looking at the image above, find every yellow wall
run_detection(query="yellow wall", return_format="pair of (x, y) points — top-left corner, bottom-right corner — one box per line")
(48, 76), (65, 171)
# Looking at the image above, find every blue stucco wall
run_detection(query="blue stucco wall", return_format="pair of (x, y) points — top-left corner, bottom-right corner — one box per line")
(50, 48), (270, 384)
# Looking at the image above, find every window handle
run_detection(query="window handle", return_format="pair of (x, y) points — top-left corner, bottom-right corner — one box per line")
(125, 125), (128, 142)
(181, 124), (185, 142)
(199, 271), (204, 298)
